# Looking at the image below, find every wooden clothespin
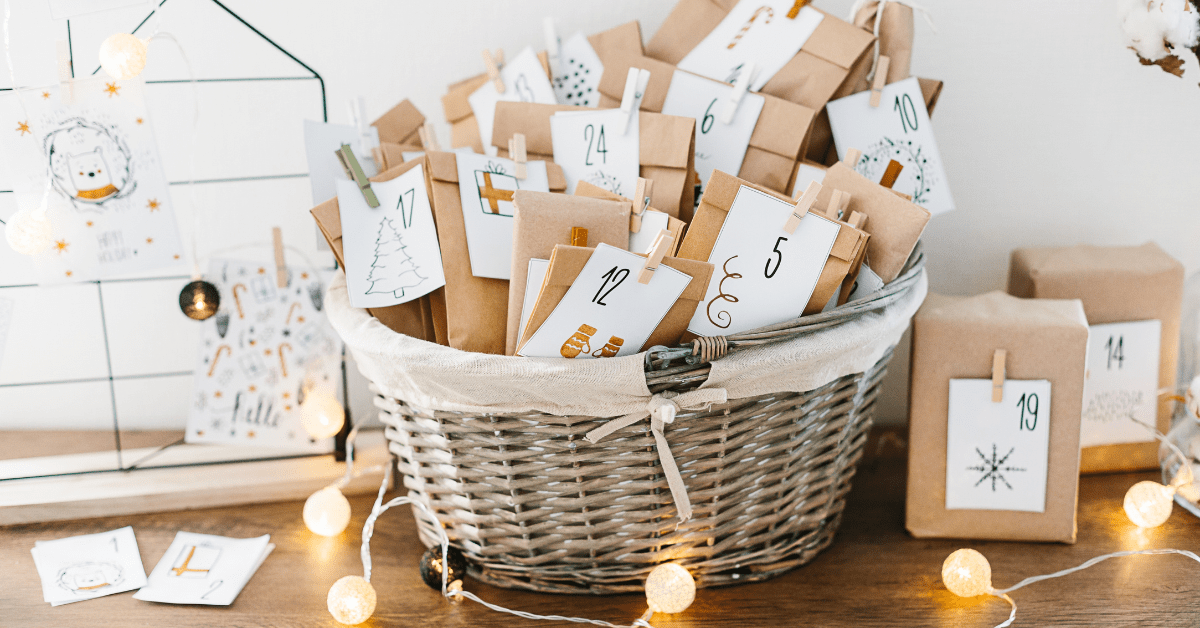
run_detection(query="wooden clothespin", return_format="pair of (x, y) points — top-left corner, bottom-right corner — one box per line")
(618, 67), (651, 135)
(785, 180), (822, 234)
(844, 147), (862, 168)
(508, 133), (528, 179)
(827, 190), (852, 220)
(721, 62), (758, 124)
(629, 177), (654, 233)
(786, 0), (811, 19)
(482, 49), (505, 93)
(272, 227), (287, 288)
(869, 55), (891, 107)
(638, 229), (674, 284)
(336, 143), (380, 207)
(847, 210), (867, 230)
(880, 159), (904, 189)
(418, 121), (440, 152)
(992, 349), (1007, 403)
(570, 227), (588, 247)
(57, 40), (73, 104)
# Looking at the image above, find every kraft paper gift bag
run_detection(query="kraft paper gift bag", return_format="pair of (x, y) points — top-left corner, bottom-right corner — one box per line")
(424, 151), (567, 354)
(491, 101), (698, 221)
(813, 158), (929, 283)
(1008, 243), (1186, 473)
(574, 180), (687, 256)
(907, 291), (1089, 543)
(517, 244), (713, 355)
(506, 190), (634, 355)
(595, 52), (817, 198)
(310, 159), (445, 344)
(845, 2), (915, 99)
(370, 99), (427, 170)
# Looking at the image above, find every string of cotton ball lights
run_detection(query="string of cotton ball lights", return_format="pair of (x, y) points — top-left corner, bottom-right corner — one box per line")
(303, 423), (373, 538)
(325, 463), (694, 627)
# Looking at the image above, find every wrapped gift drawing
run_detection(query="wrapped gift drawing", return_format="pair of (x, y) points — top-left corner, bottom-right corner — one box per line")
(474, 163), (520, 216)
(57, 562), (124, 593)
(170, 545), (220, 579)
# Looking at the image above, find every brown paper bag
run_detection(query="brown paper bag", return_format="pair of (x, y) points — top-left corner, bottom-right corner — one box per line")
(594, 52), (817, 196)
(1008, 243), (1186, 473)
(309, 159), (445, 344)
(372, 99), (426, 146)
(518, 244), (714, 353)
(424, 151), (567, 354)
(491, 102), (697, 221)
(505, 191), (634, 355)
(573, 180), (686, 255)
(814, 160), (929, 284)
(907, 291), (1088, 543)
(677, 170), (867, 318)
(848, 2), (915, 93)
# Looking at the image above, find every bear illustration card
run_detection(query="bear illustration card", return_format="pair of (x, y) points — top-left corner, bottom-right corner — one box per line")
(185, 258), (342, 451)
(454, 152), (550, 280)
(0, 77), (184, 284)
(31, 527), (147, 606)
(337, 164), (446, 308)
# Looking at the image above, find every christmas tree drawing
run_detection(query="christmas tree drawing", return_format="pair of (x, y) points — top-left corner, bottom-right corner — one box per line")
(365, 217), (425, 299)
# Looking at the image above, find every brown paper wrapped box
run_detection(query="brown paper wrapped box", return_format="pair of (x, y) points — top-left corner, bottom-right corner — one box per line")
(309, 159), (446, 344)
(370, 99), (426, 170)
(907, 291), (1088, 543)
(424, 151), (567, 355)
(491, 101), (697, 221)
(573, 180), (686, 256)
(517, 245), (714, 354)
(1008, 243), (1186, 473)
(595, 52), (817, 196)
(505, 191), (634, 355)
(441, 22), (645, 153)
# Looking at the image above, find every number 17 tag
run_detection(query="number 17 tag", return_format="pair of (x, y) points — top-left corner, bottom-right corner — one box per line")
(945, 378), (1053, 513)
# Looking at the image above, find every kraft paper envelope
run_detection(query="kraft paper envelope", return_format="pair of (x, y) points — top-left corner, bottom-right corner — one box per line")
(677, 170), (867, 318)
(425, 151), (567, 354)
(1008, 243), (1185, 473)
(573, 180), (686, 256)
(814, 161), (930, 284)
(311, 159), (445, 344)
(372, 98), (426, 146)
(518, 245), (714, 353)
(907, 291), (1088, 543)
(506, 191), (634, 355)
(492, 101), (697, 221)
(596, 52), (817, 196)
(442, 22), (645, 153)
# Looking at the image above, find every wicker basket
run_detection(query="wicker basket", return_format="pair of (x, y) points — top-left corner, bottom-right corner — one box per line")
(369, 248), (926, 594)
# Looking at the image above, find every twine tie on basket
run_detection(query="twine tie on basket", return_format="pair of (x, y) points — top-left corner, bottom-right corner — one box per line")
(585, 389), (728, 523)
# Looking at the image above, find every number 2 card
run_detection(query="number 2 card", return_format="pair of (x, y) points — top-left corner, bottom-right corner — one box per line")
(945, 379), (1052, 513)
(550, 108), (640, 196)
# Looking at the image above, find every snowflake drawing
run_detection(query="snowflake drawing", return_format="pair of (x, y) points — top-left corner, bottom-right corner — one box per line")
(967, 444), (1026, 491)
(856, 137), (938, 204)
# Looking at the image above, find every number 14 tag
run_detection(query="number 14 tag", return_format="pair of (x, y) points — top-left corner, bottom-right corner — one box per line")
(945, 378), (1053, 513)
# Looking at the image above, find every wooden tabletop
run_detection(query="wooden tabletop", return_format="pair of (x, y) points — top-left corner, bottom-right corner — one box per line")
(3, 430), (1198, 627)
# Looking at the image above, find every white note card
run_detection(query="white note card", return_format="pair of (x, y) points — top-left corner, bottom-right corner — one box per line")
(630, 210), (671, 254)
(468, 46), (558, 154)
(845, 264), (885, 303)
(678, 0), (824, 91)
(338, 165), (446, 308)
(661, 71), (764, 197)
(687, 185), (839, 337)
(946, 379), (1053, 513)
(519, 244), (691, 359)
(134, 532), (273, 606)
(550, 108), (640, 196)
(454, 153), (550, 279)
(517, 258), (551, 344)
(303, 119), (380, 206)
(552, 32), (604, 108)
(827, 76), (955, 215)
(32, 527), (147, 606)
(1081, 320), (1163, 447)
(790, 162), (827, 199)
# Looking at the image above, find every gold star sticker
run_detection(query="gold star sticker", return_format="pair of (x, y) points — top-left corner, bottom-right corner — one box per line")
(173, 254), (181, 260)
(104, 82), (121, 97)
(248, 339), (257, 346)
(86, 221), (94, 227)
(282, 392), (291, 399)
(214, 391), (223, 398)
(147, 198), (160, 211)
(136, 117), (144, 124)
(196, 430), (205, 437)
(248, 385), (257, 392)
(64, 270), (73, 277)
(257, 267), (266, 274)
(145, 237), (153, 244)
(15, 120), (30, 135)
(247, 431), (256, 438)
(264, 348), (272, 356)
(53, 239), (69, 254)
(301, 272), (309, 279)
(41, 91), (50, 99)
(284, 405), (292, 411)
(296, 316), (306, 323)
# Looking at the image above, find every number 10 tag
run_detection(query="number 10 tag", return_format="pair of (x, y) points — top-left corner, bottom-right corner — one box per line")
(945, 378), (1053, 513)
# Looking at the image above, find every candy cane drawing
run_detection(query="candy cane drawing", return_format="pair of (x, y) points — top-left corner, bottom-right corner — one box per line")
(728, 5), (774, 49)
(278, 342), (292, 379)
(231, 283), (248, 319)
(286, 302), (302, 325)
(208, 345), (231, 377)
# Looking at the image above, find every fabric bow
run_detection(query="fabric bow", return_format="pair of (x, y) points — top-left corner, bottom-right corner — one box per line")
(585, 388), (728, 522)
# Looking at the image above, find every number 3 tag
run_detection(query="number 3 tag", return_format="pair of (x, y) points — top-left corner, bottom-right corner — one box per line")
(944, 378), (1053, 513)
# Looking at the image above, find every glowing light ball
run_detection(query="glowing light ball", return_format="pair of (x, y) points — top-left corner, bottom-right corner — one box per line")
(301, 390), (345, 439)
(327, 575), (376, 625)
(644, 563), (696, 614)
(4, 205), (52, 255)
(941, 548), (992, 597)
(99, 33), (148, 80)
(1124, 480), (1175, 528)
(304, 486), (351, 537)
(179, 280), (220, 320)
(419, 545), (468, 590)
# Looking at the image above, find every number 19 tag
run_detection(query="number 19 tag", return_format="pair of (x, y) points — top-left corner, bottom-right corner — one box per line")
(945, 378), (1053, 513)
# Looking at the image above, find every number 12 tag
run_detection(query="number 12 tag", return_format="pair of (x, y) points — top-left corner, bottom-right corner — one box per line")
(945, 378), (1052, 513)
